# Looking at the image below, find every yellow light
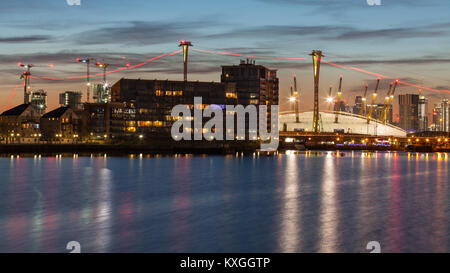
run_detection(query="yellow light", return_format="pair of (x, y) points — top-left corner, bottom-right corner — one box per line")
(416, 138), (420, 142)
(289, 97), (296, 102)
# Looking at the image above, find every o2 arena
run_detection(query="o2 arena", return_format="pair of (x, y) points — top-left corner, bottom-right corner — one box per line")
(279, 111), (407, 138)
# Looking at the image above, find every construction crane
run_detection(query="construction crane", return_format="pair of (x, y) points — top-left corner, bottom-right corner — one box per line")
(359, 84), (369, 116)
(76, 58), (95, 103)
(334, 75), (343, 123)
(96, 61), (109, 84)
(367, 78), (381, 124)
(381, 82), (394, 123)
(18, 63), (34, 104)
(327, 85), (333, 111)
(383, 80), (399, 124)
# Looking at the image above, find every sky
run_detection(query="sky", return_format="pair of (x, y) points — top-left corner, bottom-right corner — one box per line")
(1, 0), (450, 118)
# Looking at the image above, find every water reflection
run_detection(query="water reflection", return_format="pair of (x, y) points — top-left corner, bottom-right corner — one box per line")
(318, 153), (338, 253)
(278, 153), (299, 252)
(0, 152), (450, 252)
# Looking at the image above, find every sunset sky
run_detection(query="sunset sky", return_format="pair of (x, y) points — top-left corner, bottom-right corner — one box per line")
(1, 0), (449, 117)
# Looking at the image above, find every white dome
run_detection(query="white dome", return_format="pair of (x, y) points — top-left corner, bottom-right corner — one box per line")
(279, 111), (406, 137)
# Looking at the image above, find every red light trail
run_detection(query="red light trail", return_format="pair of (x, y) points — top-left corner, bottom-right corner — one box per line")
(6, 46), (450, 111)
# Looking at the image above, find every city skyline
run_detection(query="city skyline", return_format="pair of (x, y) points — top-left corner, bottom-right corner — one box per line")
(1, 0), (450, 115)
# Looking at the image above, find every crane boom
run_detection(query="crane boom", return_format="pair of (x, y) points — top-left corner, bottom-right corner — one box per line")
(381, 82), (393, 123)
(367, 78), (381, 124)
(383, 80), (399, 124)
(334, 76), (343, 123)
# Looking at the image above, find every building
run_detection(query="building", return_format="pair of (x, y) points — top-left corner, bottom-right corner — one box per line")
(441, 99), (449, 132)
(111, 78), (238, 136)
(432, 104), (442, 131)
(59, 91), (82, 110)
(93, 83), (111, 104)
(40, 107), (80, 143)
(279, 111), (406, 137)
(0, 104), (41, 143)
(30, 89), (47, 115)
(418, 96), (429, 132)
(79, 102), (136, 142)
(353, 96), (363, 115)
(398, 94), (419, 132)
(221, 60), (279, 130)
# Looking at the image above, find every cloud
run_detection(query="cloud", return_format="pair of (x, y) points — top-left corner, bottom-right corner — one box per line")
(333, 28), (445, 41)
(0, 35), (52, 43)
(206, 25), (352, 40)
(72, 20), (213, 46)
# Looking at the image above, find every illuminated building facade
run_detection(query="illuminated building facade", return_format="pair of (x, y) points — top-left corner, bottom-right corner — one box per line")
(59, 91), (83, 110)
(111, 78), (237, 135)
(221, 60), (279, 131)
(432, 104), (443, 131)
(442, 99), (449, 132)
(0, 104), (41, 144)
(40, 107), (80, 143)
(30, 89), (47, 115)
(93, 83), (111, 104)
(78, 102), (136, 141)
(418, 96), (429, 132)
(399, 94), (419, 132)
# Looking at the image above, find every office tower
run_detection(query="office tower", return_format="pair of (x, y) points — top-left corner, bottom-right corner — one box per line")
(398, 94), (419, 132)
(418, 96), (429, 132)
(59, 91), (82, 110)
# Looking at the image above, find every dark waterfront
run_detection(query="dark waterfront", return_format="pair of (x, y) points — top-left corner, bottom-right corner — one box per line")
(0, 151), (449, 253)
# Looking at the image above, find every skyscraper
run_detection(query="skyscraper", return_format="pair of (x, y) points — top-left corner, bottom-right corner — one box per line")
(59, 91), (82, 110)
(441, 99), (449, 132)
(432, 104), (442, 131)
(398, 94), (419, 132)
(418, 96), (429, 132)
(353, 96), (363, 115)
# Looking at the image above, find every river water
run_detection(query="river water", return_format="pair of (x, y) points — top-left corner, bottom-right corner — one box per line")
(0, 151), (449, 253)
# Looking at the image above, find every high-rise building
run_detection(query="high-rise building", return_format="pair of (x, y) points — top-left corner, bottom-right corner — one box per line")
(418, 96), (429, 132)
(30, 89), (47, 115)
(93, 83), (111, 104)
(221, 60), (279, 130)
(432, 104), (442, 131)
(59, 91), (82, 110)
(353, 96), (363, 115)
(398, 94), (419, 132)
(441, 99), (449, 132)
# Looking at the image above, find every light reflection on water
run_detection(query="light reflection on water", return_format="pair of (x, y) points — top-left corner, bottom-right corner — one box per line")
(0, 151), (449, 253)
